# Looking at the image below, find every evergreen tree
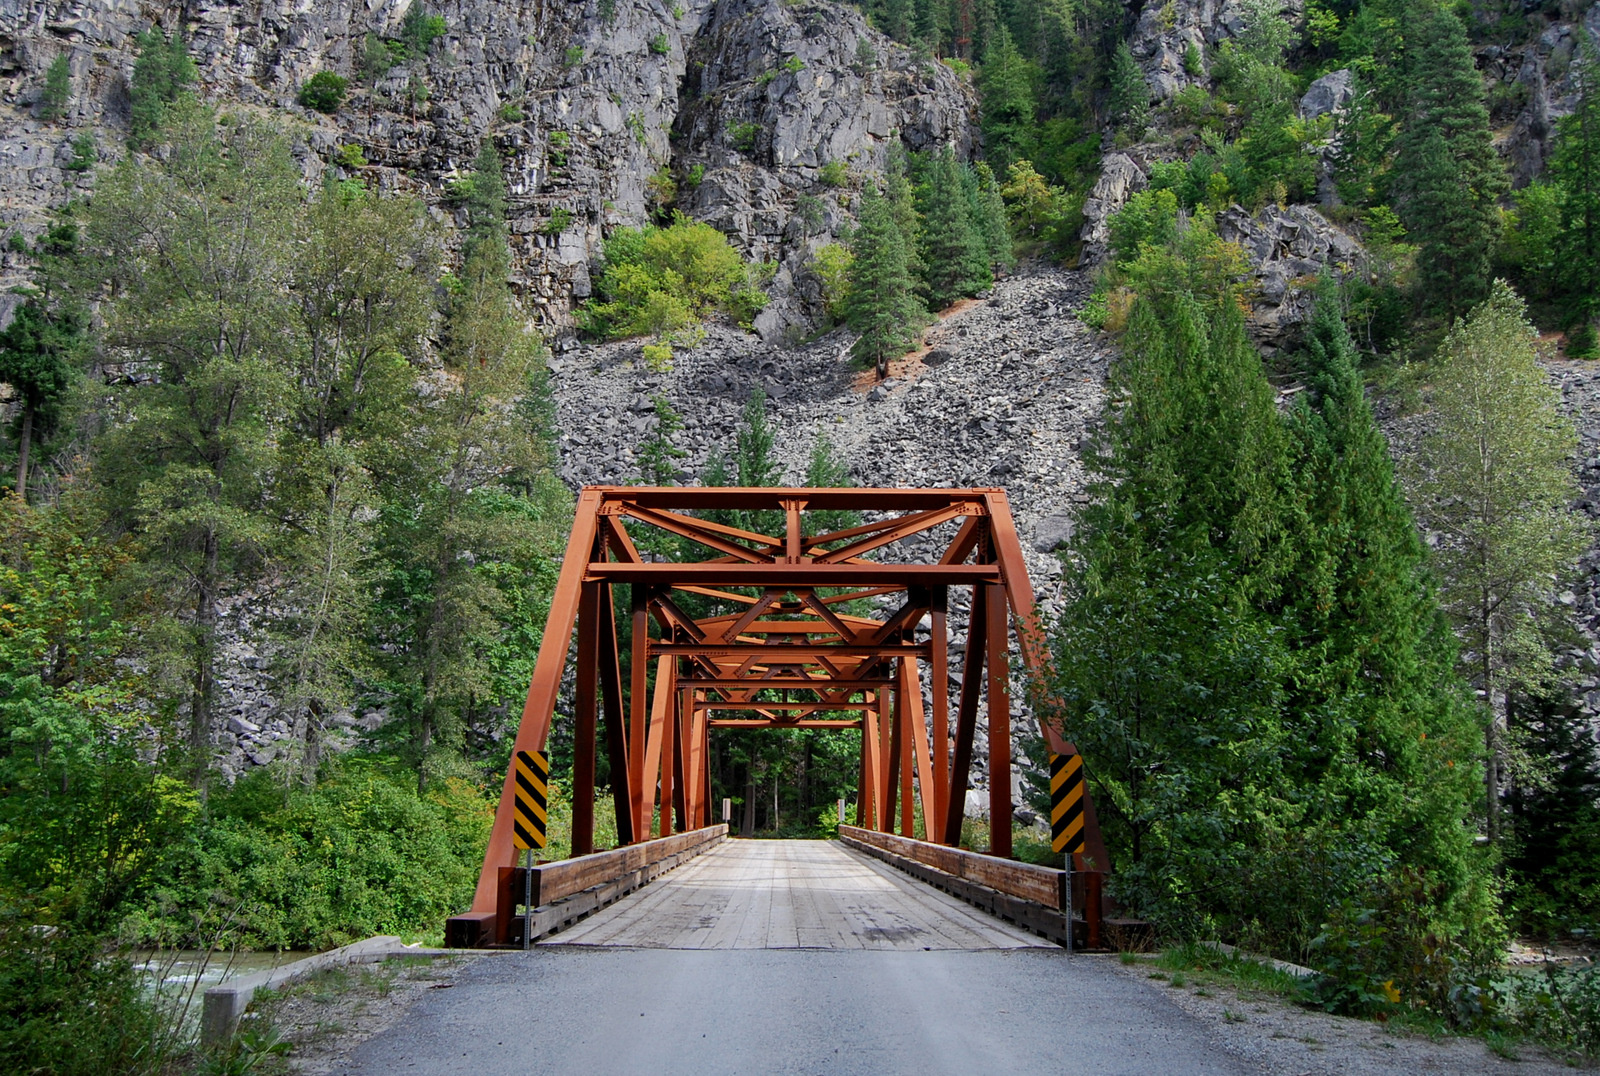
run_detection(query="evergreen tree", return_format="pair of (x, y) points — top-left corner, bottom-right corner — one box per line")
(843, 184), (924, 377)
(1281, 286), (1482, 904)
(462, 138), (509, 261)
(1505, 692), (1600, 934)
(968, 161), (1015, 272)
(1051, 222), (1294, 924)
(637, 394), (687, 486)
(978, 27), (1036, 171)
(877, 0), (912, 40)
(0, 302), (76, 503)
(0, 222), (82, 502)
(127, 28), (196, 149)
(918, 146), (990, 309)
(1551, 50), (1600, 352)
(88, 102), (301, 786)
(914, 0), (949, 51)
(1410, 282), (1588, 842)
(1107, 41), (1149, 137)
(885, 144), (925, 290)
(39, 54), (71, 123)
(1391, 3), (1506, 319)
(375, 163), (557, 789)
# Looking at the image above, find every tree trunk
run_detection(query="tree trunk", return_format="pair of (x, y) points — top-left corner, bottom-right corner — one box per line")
(1485, 708), (1501, 843)
(190, 528), (220, 792)
(741, 764), (756, 837)
(14, 405), (31, 501)
(1483, 607), (1500, 843)
(301, 699), (323, 788)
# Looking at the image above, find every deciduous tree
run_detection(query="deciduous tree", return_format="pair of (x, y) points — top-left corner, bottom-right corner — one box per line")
(1410, 281), (1587, 842)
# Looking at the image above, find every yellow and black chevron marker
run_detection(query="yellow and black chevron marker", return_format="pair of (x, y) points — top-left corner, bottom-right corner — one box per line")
(1050, 751), (1086, 855)
(513, 750), (549, 851)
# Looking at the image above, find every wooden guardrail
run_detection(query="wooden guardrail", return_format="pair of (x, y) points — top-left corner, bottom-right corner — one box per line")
(839, 825), (1110, 948)
(446, 824), (728, 948)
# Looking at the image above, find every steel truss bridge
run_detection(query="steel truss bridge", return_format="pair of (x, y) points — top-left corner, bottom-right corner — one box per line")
(452, 487), (1109, 946)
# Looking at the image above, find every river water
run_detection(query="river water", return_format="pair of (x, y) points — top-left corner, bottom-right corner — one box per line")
(133, 949), (311, 1033)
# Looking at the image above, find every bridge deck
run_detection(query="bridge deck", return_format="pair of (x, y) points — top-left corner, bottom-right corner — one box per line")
(542, 839), (1046, 951)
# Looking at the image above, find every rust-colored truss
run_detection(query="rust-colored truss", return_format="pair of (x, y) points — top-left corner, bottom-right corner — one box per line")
(466, 486), (1108, 917)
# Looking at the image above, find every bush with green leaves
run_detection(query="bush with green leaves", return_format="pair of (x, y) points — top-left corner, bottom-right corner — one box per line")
(818, 160), (850, 187)
(126, 763), (491, 950)
(581, 214), (767, 339)
(649, 32), (670, 55)
(729, 121), (759, 154)
(542, 206), (574, 236)
(0, 925), (163, 1076)
(298, 71), (349, 114)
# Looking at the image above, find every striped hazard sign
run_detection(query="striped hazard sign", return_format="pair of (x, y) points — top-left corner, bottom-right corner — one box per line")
(513, 749), (549, 851)
(1050, 751), (1085, 855)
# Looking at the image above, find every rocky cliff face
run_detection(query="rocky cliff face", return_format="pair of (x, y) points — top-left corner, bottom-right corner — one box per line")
(0, 0), (977, 338)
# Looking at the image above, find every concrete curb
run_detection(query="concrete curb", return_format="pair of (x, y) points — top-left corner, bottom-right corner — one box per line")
(1202, 939), (1318, 979)
(200, 936), (458, 1044)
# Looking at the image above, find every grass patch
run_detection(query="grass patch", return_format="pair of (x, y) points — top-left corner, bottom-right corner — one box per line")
(1131, 942), (1307, 1000)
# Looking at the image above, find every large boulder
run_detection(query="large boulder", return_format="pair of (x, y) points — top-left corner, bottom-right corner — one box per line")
(1077, 153), (1147, 262)
(1216, 203), (1362, 349)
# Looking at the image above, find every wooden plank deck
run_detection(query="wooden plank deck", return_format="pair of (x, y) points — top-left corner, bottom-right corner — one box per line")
(541, 839), (1049, 951)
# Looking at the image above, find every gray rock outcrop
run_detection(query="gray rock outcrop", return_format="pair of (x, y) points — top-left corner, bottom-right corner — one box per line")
(1216, 203), (1362, 349)
(0, 0), (977, 338)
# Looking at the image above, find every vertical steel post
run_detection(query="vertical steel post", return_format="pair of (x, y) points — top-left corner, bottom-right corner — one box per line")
(573, 582), (600, 856)
(522, 847), (533, 951)
(597, 587), (634, 847)
(629, 585), (650, 838)
(657, 659), (677, 837)
(943, 587), (986, 846)
(929, 585), (950, 842)
(986, 582), (1013, 859)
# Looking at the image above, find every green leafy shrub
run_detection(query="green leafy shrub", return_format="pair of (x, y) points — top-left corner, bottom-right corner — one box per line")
(497, 100), (524, 123)
(818, 160), (850, 187)
(63, 132), (95, 173)
(0, 925), (161, 1076)
(542, 206), (574, 236)
(641, 342), (674, 370)
(1517, 964), (1600, 1061)
(729, 121), (759, 154)
(649, 32), (671, 55)
(298, 71), (349, 114)
(686, 163), (706, 188)
(334, 143), (367, 168)
(782, 55), (804, 74)
(127, 763), (491, 950)
(582, 214), (767, 339)
(627, 111), (647, 144)
(811, 242), (853, 321)
(564, 45), (584, 67)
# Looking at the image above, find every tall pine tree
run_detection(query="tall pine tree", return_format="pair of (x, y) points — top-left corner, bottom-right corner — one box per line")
(1552, 48), (1600, 351)
(844, 184), (924, 377)
(1281, 286), (1482, 914)
(918, 146), (990, 309)
(1391, 3), (1506, 318)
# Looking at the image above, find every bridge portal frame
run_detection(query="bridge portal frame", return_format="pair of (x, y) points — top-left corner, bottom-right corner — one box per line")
(464, 486), (1108, 923)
